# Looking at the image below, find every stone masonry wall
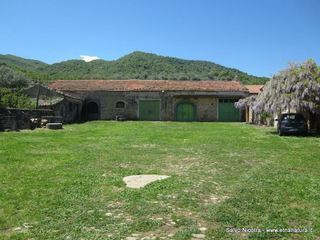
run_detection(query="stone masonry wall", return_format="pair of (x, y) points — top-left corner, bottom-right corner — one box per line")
(77, 91), (246, 121)
(0, 108), (54, 131)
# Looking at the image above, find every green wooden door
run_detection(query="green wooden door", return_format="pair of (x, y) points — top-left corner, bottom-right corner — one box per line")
(176, 102), (196, 121)
(139, 100), (160, 121)
(218, 99), (240, 122)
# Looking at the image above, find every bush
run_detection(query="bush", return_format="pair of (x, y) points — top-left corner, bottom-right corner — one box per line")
(0, 88), (35, 109)
(0, 64), (31, 89)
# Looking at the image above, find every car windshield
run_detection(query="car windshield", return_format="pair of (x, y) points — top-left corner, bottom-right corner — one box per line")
(281, 114), (305, 121)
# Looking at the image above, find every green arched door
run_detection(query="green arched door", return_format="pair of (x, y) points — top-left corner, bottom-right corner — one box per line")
(176, 102), (196, 121)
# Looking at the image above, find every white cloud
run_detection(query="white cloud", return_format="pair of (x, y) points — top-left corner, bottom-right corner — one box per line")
(80, 55), (100, 62)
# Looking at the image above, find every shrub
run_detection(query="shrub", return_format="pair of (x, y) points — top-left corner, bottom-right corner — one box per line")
(0, 88), (35, 109)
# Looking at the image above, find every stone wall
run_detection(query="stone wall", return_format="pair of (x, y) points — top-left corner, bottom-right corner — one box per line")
(80, 91), (161, 120)
(172, 96), (218, 121)
(75, 90), (246, 121)
(41, 99), (82, 123)
(0, 108), (54, 131)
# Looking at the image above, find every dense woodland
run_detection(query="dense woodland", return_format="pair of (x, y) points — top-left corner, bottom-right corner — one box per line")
(0, 51), (268, 84)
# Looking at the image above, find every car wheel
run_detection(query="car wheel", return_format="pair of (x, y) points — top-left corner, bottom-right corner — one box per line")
(279, 129), (284, 136)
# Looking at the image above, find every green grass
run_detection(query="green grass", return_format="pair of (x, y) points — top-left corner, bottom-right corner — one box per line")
(0, 122), (319, 239)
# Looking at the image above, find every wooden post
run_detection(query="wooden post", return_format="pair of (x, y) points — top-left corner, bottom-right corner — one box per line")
(35, 84), (40, 109)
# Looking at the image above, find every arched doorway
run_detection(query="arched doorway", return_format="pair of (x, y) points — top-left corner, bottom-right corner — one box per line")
(86, 101), (99, 121)
(176, 102), (196, 121)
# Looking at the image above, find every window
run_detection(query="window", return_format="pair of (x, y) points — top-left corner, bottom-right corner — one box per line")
(116, 101), (125, 108)
(219, 99), (238, 103)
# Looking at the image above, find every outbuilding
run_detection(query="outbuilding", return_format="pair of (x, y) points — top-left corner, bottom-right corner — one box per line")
(24, 84), (82, 123)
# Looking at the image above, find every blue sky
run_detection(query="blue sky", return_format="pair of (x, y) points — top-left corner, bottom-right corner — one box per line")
(0, 0), (319, 77)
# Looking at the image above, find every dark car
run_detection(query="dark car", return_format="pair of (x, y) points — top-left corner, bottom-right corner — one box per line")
(277, 113), (308, 136)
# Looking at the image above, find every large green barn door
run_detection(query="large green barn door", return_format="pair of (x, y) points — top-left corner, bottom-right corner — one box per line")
(176, 102), (196, 121)
(218, 99), (240, 122)
(139, 100), (160, 121)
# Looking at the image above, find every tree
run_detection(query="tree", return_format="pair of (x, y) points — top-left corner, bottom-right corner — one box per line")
(0, 65), (35, 108)
(0, 65), (31, 89)
(0, 88), (34, 109)
(235, 60), (320, 128)
(251, 59), (320, 115)
(234, 95), (257, 110)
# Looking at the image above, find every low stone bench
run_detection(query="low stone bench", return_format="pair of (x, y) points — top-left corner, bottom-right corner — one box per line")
(115, 115), (127, 121)
(46, 122), (63, 130)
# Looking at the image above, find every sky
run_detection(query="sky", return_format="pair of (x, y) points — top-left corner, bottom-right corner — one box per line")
(0, 0), (319, 77)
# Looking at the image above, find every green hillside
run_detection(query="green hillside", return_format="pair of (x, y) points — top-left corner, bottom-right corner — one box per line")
(0, 54), (48, 71)
(0, 51), (269, 84)
(0, 54), (49, 82)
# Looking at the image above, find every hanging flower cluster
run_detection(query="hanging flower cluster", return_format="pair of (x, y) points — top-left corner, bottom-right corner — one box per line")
(234, 95), (256, 109)
(237, 59), (320, 115)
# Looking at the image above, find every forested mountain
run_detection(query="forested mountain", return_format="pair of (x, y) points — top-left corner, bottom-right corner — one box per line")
(0, 52), (269, 84)
(0, 54), (49, 82)
(0, 54), (48, 71)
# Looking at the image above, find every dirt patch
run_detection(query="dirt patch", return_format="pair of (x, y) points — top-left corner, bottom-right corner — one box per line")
(203, 194), (229, 204)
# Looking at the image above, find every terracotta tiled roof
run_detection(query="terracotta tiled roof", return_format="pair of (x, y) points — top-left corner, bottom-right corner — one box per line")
(245, 85), (264, 94)
(48, 80), (248, 92)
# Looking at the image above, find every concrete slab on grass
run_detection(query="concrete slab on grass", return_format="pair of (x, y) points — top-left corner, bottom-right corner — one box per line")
(123, 175), (170, 189)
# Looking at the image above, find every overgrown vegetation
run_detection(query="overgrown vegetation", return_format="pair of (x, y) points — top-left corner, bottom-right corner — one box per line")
(0, 64), (34, 108)
(253, 59), (320, 114)
(236, 59), (320, 118)
(0, 64), (32, 88)
(0, 88), (35, 109)
(0, 122), (319, 239)
(0, 52), (269, 84)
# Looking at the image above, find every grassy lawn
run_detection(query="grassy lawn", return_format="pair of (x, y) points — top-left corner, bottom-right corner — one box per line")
(0, 122), (319, 239)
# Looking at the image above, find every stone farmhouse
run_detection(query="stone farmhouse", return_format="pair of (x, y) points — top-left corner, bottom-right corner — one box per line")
(27, 80), (252, 122)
